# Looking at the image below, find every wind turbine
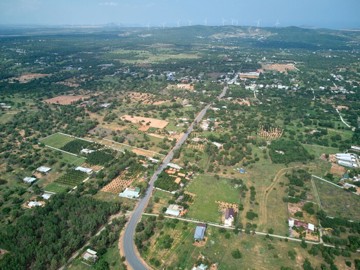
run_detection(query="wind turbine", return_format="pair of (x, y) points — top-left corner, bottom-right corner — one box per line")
(162, 22), (166, 29)
(275, 19), (280, 28)
(256, 19), (261, 28)
(177, 20), (181, 27)
(188, 20), (192, 26)
(146, 23), (150, 30)
(204, 18), (208, 26)
(222, 18), (226, 26)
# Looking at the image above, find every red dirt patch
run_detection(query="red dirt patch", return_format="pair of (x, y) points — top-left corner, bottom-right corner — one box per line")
(121, 115), (168, 129)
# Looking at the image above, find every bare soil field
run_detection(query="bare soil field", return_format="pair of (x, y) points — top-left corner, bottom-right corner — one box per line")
(330, 163), (346, 176)
(126, 92), (168, 105)
(44, 95), (88, 105)
(233, 98), (251, 106)
(175, 84), (194, 91)
(11, 73), (49, 83)
(261, 63), (298, 73)
(121, 115), (169, 129)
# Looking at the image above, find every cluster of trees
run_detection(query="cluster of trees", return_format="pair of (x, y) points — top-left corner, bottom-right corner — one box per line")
(269, 139), (313, 164)
(0, 194), (121, 270)
(87, 150), (115, 165)
(154, 171), (179, 192)
(61, 139), (96, 154)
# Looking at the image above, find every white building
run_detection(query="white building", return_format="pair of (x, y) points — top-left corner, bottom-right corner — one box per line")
(119, 187), (140, 199)
(75, 166), (93, 174)
(36, 166), (51, 174)
(80, 149), (95, 155)
(165, 204), (184, 217)
(23, 177), (37, 184)
(28, 201), (43, 208)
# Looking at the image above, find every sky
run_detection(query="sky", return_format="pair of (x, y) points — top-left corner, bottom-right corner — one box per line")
(0, 0), (359, 29)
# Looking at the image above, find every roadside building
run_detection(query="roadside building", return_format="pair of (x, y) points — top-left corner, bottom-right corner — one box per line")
(82, 249), (98, 263)
(119, 187), (140, 199)
(224, 208), (235, 227)
(165, 204), (184, 217)
(194, 224), (207, 241)
(75, 166), (93, 174)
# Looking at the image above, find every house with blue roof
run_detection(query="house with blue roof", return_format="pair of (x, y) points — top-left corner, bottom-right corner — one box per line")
(194, 224), (206, 241)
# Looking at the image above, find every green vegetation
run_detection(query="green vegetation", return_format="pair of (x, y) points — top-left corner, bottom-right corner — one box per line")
(61, 139), (95, 154)
(0, 194), (121, 270)
(186, 174), (240, 223)
(55, 169), (88, 187)
(314, 178), (360, 221)
(154, 171), (179, 192)
(269, 139), (313, 164)
(41, 133), (75, 149)
(87, 150), (115, 165)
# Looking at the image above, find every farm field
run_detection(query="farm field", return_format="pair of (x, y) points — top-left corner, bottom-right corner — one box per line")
(55, 170), (88, 187)
(59, 153), (86, 166)
(44, 182), (70, 193)
(185, 175), (241, 223)
(41, 133), (75, 149)
(313, 178), (360, 221)
(140, 218), (356, 270)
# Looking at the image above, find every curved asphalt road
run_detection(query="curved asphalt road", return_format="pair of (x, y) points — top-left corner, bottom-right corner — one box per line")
(123, 86), (228, 270)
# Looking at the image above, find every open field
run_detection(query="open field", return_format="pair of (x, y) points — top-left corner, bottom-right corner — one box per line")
(41, 133), (75, 149)
(44, 182), (70, 193)
(60, 153), (86, 166)
(44, 95), (88, 105)
(185, 175), (240, 223)
(121, 115), (168, 129)
(10, 73), (49, 83)
(314, 177), (360, 221)
(141, 218), (357, 270)
(261, 63), (298, 73)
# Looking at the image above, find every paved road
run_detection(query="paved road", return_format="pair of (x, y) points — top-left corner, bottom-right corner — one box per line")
(122, 85), (228, 270)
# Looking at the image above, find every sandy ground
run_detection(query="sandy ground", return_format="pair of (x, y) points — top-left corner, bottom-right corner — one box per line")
(175, 83), (194, 91)
(121, 115), (168, 129)
(44, 95), (88, 105)
(101, 174), (133, 194)
(261, 63), (298, 73)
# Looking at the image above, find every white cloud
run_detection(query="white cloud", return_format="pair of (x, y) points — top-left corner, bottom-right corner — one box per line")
(99, 1), (118, 6)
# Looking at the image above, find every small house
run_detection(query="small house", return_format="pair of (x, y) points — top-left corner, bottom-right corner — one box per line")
(23, 177), (37, 184)
(80, 149), (95, 155)
(28, 201), (43, 208)
(165, 204), (184, 217)
(36, 166), (51, 174)
(119, 187), (140, 199)
(224, 208), (235, 227)
(75, 166), (93, 174)
(194, 223), (206, 241)
(82, 249), (98, 263)
(192, 264), (208, 270)
(41, 192), (54, 200)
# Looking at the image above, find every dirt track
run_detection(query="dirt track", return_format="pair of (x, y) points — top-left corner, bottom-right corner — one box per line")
(258, 165), (314, 227)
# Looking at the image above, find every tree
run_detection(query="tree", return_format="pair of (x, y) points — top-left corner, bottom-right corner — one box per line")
(231, 249), (242, 259)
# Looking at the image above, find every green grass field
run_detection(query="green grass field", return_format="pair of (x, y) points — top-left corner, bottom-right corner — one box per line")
(314, 178), (360, 221)
(41, 133), (75, 149)
(185, 175), (240, 223)
(44, 182), (70, 193)
(60, 152), (86, 166)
